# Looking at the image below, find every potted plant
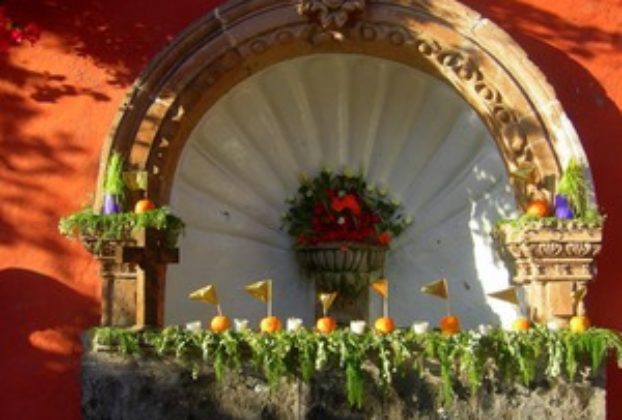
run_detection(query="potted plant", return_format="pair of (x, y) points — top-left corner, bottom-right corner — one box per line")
(102, 151), (126, 214)
(282, 168), (411, 298)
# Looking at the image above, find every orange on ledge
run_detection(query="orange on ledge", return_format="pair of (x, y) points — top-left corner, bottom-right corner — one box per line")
(512, 318), (531, 332)
(569, 315), (591, 333)
(260, 316), (282, 333)
(210, 315), (231, 333)
(525, 199), (551, 217)
(316, 316), (337, 333)
(439, 315), (460, 335)
(374, 317), (395, 334)
(134, 198), (156, 214)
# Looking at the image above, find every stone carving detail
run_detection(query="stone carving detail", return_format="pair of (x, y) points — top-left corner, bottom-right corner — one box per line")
(495, 222), (602, 324)
(297, 0), (366, 30)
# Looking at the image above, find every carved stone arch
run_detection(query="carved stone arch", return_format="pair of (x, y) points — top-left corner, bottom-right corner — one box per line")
(98, 0), (589, 209)
(94, 0), (596, 327)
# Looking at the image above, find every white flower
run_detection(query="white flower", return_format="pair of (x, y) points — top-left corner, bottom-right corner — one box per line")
(378, 186), (388, 196)
(305, 190), (313, 197)
(322, 165), (332, 174)
(391, 197), (401, 206)
(405, 216), (413, 225)
(366, 184), (375, 192)
(286, 195), (296, 204)
(338, 190), (346, 197)
(343, 166), (354, 177)
(350, 320), (366, 334)
(337, 217), (345, 225)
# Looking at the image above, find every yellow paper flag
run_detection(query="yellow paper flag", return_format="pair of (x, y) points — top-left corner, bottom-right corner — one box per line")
(189, 284), (219, 305)
(319, 292), (338, 315)
(245, 279), (272, 303)
(371, 278), (389, 298)
(487, 287), (519, 306)
(421, 278), (448, 299)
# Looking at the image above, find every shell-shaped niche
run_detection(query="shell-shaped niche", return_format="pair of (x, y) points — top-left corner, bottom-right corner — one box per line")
(167, 54), (519, 328)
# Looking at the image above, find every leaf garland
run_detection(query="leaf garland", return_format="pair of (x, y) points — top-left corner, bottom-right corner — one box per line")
(59, 207), (185, 250)
(91, 326), (622, 409)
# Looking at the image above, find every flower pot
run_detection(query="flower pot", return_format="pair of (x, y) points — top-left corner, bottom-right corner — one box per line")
(103, 193), (121, 214)
(295, 242), (387, 273)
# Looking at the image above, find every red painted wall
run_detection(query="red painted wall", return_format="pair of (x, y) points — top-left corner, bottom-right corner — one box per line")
(0, 0), (619, 418)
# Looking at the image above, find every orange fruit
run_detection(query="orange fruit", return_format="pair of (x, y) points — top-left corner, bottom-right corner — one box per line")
(512, 318), (531, 332)
(439, 315), (460, 335)
(260, 316), (282, 333)
(134, 198), (156, 214)
(525, 199), (551, 217)
(316, 316), (337, 333)
(569, 315), (590, 333)
(210, 315), (231, 333)
(374, 317), (395, 334)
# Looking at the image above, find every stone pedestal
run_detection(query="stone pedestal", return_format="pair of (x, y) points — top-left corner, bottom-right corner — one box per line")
(495, 221), (602, 324)
(296, 243), (386, 324)
(82, 228), (179, 328)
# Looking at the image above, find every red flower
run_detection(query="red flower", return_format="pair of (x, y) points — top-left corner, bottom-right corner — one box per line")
(377, 232), (391, 245)
(331, 194), (361, 216)
(296, 234), (307, 245)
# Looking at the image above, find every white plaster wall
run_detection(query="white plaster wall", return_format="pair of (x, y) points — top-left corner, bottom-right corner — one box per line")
(166, 54), (521, 329)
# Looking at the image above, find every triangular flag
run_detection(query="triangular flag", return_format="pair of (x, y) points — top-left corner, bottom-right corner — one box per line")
(371, 278), (389, 298)
(245, 279), (271, 303)
(421, 278), (448, 299)
(189, 284), (219, 305)
(319, 292), (337, 315)
(487, 287), (519, 306)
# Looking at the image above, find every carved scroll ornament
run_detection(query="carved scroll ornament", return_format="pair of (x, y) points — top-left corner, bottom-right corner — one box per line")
(297, 0), (366, 30)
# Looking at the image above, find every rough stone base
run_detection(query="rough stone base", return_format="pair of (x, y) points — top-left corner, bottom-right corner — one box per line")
(82, 352), (605, 420)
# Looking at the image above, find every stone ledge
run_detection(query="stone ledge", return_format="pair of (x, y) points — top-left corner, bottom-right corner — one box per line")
(82, 351), (605, 420)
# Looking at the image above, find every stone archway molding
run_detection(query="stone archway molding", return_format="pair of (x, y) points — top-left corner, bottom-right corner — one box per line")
(97, 0), (589, 210)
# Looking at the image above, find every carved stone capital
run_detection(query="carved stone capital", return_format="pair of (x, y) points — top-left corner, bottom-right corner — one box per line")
(494, 221), (603, 324)
(297, 0), (366, 30)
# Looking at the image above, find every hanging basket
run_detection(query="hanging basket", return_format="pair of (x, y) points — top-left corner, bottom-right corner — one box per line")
(295, 242), (387, 273)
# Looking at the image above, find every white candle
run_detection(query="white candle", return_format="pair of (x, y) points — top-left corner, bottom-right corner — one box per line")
(234, 318), (249, 332)
(412, 321), (429, 334)
(547, 320), (562, 331)
(350, 320), (366, 334)
(185, 321), (202, 332)
(287, 318), (303, 332)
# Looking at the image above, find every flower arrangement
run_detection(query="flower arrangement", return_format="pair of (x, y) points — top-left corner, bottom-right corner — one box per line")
(282, 169), (411, 247)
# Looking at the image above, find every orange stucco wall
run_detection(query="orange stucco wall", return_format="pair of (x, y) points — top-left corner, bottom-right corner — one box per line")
(0, 0), (620, 418)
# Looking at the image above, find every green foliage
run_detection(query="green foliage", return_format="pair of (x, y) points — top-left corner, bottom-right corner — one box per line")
(103, 151), (126, 196)
(557, 157), (588, 217)
(495, 213), (604, 231)
(90, 325), (622, 410)
(58, 207), (185, 249)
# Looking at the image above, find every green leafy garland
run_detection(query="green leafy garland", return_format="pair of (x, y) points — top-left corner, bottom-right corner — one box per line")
(91, 326), (622, 409)
(58, 207), (185, 249)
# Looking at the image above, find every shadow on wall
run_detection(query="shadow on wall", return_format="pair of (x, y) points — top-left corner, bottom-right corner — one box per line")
(0, 268), (99, 420)
(5, 0), (223, 87)
(470, 0), (621, 60)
